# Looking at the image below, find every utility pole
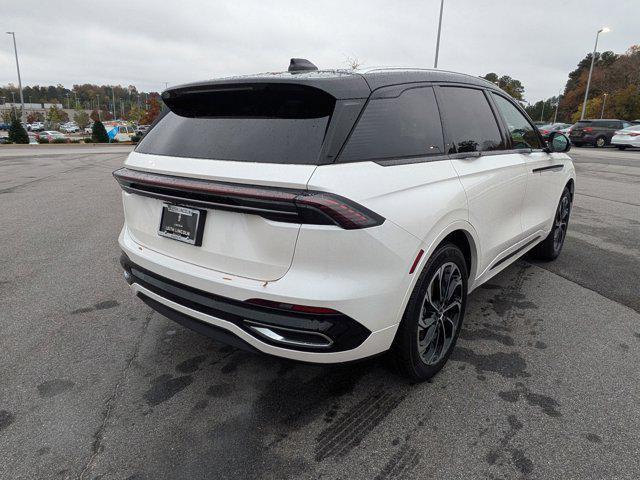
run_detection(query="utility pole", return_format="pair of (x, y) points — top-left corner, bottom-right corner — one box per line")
(97, 94), (101, 121)
(581, 27), (610, 120)
(6, 32), (25, 123)
(434, 0), (445, 68)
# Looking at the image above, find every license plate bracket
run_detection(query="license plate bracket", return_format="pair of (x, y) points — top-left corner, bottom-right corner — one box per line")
(158, 204), (206, 246)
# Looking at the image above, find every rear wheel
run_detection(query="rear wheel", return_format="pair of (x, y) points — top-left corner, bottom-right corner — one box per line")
(595, 136), (606, 148)
(530, 187), (572, 261)
(392, 243), (467, 381)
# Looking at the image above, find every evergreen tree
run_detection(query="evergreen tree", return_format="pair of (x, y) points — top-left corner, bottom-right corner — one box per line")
(8, 110), (29, 144)
(91, 120), (109, 143)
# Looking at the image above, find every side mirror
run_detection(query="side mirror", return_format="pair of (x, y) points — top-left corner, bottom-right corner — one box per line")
(547, 132), (571, 153)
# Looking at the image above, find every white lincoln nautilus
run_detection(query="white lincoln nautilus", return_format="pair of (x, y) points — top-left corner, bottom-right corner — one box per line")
(115, 59), (575, 381)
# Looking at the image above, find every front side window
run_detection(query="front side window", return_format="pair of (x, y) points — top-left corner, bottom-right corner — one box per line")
(491, 93), (542, 149)
(339, 86), (444, 162)
(440, 87), (504, 153)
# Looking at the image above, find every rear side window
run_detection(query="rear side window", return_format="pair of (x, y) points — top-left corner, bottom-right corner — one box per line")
(491, 93), (542, 149)
(338, 86), (444, 162)
(439, 87), (504, 153)
(136, 84), (335, 164)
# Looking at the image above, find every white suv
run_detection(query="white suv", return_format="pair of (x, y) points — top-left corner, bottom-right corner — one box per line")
(115, 60), (575, 381)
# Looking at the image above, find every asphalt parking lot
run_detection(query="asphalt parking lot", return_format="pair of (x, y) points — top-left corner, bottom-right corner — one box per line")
(1, 145), (639, 480)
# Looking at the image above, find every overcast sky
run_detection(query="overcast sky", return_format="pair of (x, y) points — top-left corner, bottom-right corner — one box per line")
(1, 0), (638, 102)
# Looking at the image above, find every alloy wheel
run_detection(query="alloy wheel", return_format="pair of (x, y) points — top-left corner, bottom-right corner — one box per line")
(417, 262), (463, 365)
(596, 137), (606, 147)
(553, 194), (570, 251)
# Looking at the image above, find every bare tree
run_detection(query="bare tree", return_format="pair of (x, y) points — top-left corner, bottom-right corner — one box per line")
(344, 56), (363, 70)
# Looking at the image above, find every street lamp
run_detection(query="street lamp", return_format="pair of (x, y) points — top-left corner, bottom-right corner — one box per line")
(6, 32), (26, 123)
(581, 27), (610, 120)
(434, 0), (445, 68)
(600, 93), (608, 118)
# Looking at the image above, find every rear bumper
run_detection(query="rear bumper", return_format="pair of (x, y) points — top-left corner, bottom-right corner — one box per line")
(118, 221), (417, 362)
(122, 254), (371, 352)
(611, 137), (640, 147)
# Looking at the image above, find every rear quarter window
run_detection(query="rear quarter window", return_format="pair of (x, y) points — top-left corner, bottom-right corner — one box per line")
(338, 86), (444, 162)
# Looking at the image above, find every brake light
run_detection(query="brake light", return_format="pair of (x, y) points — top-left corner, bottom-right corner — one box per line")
(541, 130), (549, 135)
(113, 168), (384, 230)
(246, 298), (339, 315)
(583, 127), (593, 132)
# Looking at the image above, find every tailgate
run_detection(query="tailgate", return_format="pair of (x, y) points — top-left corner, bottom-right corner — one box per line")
(121, 152), (317, 281)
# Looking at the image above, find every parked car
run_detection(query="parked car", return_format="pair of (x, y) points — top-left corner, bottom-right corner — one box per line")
(611, 124), (640, 149)
(569, 119), (633, 147)
(60, 122), (80, 133)
(37, 131), (69, 142)
(114, 62), (575, 381)
(0, 122), (9, 130)
(538, 123), (572, 141)
(630, 120), (640, 125)
(135, 124), (150, 136)
(28, 132), (39, 145)
(30, 122), (45, 132)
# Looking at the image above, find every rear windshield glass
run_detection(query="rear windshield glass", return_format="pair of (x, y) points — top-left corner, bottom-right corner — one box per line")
(136, 84), (335, 164)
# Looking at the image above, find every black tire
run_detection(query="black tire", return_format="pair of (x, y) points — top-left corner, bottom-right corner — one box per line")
(617, 145), (628, 150)
(594, 136), (607, 148)
(392, 243), (468, 381)
(530, 187), (572, 261)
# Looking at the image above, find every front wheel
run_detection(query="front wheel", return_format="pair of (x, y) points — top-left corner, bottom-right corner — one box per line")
(530, 187), (572, 261)
(595, 136), (607, 148)
(392, 243), (468, 381)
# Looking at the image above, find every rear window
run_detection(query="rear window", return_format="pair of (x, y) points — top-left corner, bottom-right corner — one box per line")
(440, 87), (505, 153)
(338, 86), (444, 162)
(136, 84), (335, 164)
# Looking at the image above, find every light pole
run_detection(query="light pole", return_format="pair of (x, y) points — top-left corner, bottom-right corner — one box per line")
(97, 94), (101, 121)
(434, 0), (445, 68)
(540, 101), (545, 123)
(111, 87), (117, 121)
(553, 90), (562, 124)
(581, 27), (610, 120)
(6, 32), (25, 123)
(600, 93), (608, 118)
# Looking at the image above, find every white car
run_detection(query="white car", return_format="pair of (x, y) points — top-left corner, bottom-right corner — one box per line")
(114, 63), (575, 381)
(611, 125), (640, 149)
(60, 123), (80, 133)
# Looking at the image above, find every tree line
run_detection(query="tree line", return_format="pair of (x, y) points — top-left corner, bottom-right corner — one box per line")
(484, 45), (640, 123)
(0, 83), (163, 126)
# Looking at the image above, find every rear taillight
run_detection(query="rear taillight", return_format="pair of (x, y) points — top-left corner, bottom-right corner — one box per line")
(113, 167), (384, 230)
(583, 127), (593, 132)
(541, 130), (549, 135)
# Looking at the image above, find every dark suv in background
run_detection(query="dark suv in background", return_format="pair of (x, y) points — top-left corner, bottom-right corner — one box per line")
(569, 119), (632, 147)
